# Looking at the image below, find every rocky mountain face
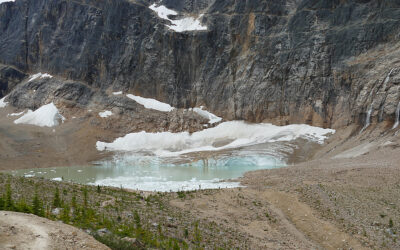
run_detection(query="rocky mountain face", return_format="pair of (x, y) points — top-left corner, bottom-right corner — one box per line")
(1, 0), (400, 129)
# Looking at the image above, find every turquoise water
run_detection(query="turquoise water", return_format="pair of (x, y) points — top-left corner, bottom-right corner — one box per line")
(9, 151), (284, 192)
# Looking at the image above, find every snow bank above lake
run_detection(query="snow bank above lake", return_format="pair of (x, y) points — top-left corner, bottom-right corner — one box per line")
(127, 94), (174, 112)
(28, 73), (53, 82)
(14, 103), (65, 127)
(149, 4), (207, 32)
(97, 121), (335, 156)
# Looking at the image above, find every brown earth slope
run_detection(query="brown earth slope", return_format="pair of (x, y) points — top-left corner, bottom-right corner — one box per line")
(0, 211), (109, 250)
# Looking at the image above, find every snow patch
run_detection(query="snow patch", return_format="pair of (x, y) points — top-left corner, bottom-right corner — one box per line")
(99, 110), (113, 118)
(127, 94), (174, 112)
(112, 91), (123, 95)
(14, 103), (65, 127)
(191, 106), (222, 124)
(96, 121), (335, 156)
(7, 111), (25, 117)
(28, 73), (53, 82)
(149, 4), (207, 32)
(0, 96), (8, 108)
(0, 0), (15, 4)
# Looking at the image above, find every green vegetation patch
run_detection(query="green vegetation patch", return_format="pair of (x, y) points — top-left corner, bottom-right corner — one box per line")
(0, 173), (248, 249)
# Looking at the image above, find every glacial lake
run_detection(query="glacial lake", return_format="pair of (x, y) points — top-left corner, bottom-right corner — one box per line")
(9, 149), (285, 192)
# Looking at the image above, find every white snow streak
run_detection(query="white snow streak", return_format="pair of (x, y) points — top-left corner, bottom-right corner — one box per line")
(127, 94), (174, 112)
(7, 111), (25, 117)
(28, 73), (53, 82)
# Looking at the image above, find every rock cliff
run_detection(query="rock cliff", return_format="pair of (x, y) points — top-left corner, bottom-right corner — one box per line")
(1, 0), (400, 129)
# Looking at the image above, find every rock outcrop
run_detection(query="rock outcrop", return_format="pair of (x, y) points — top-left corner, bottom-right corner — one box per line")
(1, 0), (400, 129)
(7, 75), (209, 133)
(0, 65), (27, 97)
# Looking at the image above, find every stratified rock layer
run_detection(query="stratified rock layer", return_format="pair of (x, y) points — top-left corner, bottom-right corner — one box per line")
(1, 0), (400, 128)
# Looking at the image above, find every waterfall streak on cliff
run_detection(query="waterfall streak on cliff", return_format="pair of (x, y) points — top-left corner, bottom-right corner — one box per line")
(393, 102), (400, 129)
(360, 107), (373, 133)
(384, 69), (395, 84)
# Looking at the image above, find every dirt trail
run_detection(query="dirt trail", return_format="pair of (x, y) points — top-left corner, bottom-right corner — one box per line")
(0, 211), (109, 250)
(263, 190), (367, 250)
(171, 188), (366, 249)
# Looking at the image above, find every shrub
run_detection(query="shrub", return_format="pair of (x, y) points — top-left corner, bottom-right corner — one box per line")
(0, 196), (4, 210)
(32, 190), (44, 217)
(83, 187), (88, 207)
(5, 182), (14, 211)
(134, 210), (141, 229)
(61, 204), (71, 223)
(16, 199), (32, 213)
(53, 187), (61, 208)
(71, 192), (77, 210)
(194, 221), (202, 244)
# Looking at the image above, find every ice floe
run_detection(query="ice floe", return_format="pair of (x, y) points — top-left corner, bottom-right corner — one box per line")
(90, 177), (241, 192)
(14, 103), (65, 127)
(96, 121), (335, 156)
(149, 4), (207, 32)
(127, 94), (174, 112)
